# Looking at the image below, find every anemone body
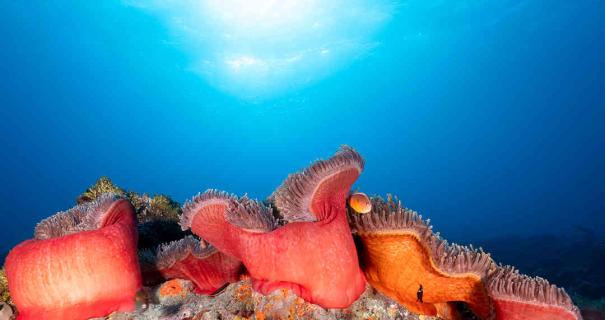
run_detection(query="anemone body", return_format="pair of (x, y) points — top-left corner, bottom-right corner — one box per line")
(350, 196), (496, 319)
(188, 198), (364, 307)
(5, 197), (142, 320)
(358, 233), (492, 318)
(492, 300), (581, 320)
(487, 266), (582, 320)
(181, 147), (366, 308)
(351, 196), (583, 320)
(140, 236), (242, 295)
(159, 251), (241, 294)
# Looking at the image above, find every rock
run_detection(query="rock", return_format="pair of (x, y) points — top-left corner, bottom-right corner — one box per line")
(0, 302), (14, 320)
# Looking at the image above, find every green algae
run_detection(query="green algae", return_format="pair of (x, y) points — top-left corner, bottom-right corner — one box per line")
(77, 177), (181, 223)
(0, 268), (11, 305)
(77, 176), (126, 203)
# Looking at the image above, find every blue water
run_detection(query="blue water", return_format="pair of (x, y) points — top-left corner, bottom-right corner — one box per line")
(1, 0), (604, 265)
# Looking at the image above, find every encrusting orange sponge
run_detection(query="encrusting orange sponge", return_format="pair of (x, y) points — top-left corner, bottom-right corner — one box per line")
(5, 194), (142, 320)
(139, 235), (243, 295)
(180, 146), (367, 308)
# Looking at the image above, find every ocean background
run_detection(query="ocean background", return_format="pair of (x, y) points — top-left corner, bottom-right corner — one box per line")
(1, 0), (604, 305)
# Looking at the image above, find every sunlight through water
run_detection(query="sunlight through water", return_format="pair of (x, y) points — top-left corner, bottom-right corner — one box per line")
(127, 0), (398, 99)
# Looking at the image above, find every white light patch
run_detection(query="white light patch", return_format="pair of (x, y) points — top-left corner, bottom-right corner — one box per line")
(127, 0), (397, 99)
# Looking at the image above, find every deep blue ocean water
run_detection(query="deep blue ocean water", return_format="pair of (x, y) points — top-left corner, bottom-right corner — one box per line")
(1, 1), (604, 298)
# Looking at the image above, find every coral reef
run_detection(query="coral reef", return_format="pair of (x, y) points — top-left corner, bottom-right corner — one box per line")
(349, 195), (495, 319)
(3, 146), (590, 319)
(0, 302), (14, 320)
(78, 176), (181, 223)
(0, 269), (10, 305)
(158, 279), (192, 302)
(180, 146), (366, 308)
(4, 194), (142, 320)
(77, 176), (125, 203)
(78, 177), (191, 251)
(93, 279), (432, 320)
(130, 193), (182, 223)
(139, 236), (243, 294)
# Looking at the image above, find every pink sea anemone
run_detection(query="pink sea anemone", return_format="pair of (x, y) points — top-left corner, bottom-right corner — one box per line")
(180, 146), (366, 308)
(487, 265), (582, 320)
(140, 235), (243, 294)
(5, 194), (142, 320)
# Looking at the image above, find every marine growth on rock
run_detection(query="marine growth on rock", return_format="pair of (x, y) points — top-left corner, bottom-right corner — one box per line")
(78, 176), (181, 223)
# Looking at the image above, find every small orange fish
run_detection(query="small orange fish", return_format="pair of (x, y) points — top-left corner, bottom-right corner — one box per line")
(348, 192), (372, 214)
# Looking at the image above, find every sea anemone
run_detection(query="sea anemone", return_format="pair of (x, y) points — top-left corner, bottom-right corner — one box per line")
(180, 146), (367, 308)
(349, 195), (583, 320)
(4, 194), (142, 320)
(487, 265), (582, 320)
(139, 235), (242, 294)
(349, 195), (495, 319)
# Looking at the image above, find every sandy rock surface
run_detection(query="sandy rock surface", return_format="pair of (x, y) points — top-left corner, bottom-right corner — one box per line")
(99, 279), (435, 320)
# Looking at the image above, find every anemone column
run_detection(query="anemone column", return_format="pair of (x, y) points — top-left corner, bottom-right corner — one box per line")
(5, 195), (142, 320)
(180, 146), (367, 308)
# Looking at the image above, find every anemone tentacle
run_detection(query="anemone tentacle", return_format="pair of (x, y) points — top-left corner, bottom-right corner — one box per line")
(35, 193), (121, 240)
(487, 265), (582, 320)
(139, 235), (242, 294)
(226, 195), (278, 232)
(180, 189), (239, 231)
(272, 145), (364, 222)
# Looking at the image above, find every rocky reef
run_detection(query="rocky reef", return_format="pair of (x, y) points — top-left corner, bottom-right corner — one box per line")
(90, 278), (430, 320)
(78, 176), (182, 223)
(0, 269), (9, 305)
(1, 147), (591, 320)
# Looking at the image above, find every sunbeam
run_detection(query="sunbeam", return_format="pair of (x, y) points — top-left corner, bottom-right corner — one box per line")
(128, 0), (397, 99)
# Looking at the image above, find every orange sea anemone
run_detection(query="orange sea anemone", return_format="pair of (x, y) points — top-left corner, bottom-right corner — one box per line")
(349, 195), (583, 320)
(5, 194), (142, 320)
(349, 195), (495, 319)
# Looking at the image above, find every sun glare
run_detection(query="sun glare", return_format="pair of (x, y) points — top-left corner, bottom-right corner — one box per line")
(130, 0), (397, 99)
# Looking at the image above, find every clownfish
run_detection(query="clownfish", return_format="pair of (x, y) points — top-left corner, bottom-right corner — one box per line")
(348, 192), (372, 214)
